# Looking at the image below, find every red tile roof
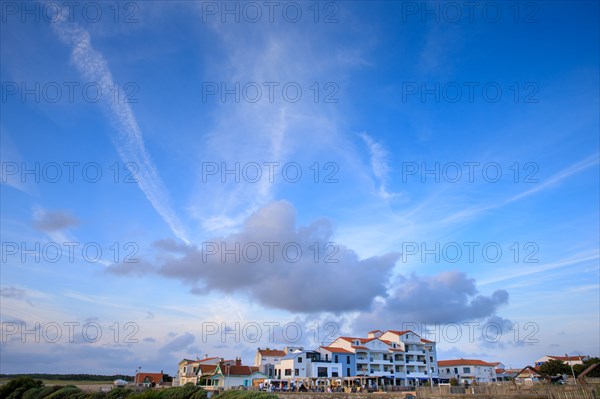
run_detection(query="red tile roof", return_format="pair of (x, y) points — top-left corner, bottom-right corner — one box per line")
(386, 330), (413, 336)
(198, 364), (218, 374)
(438, 359), (495, 367)
(134, 372), (163, 385)
(389, 348), (405, 352)
(258, 349), (286, 357)
(421, 339), (435, 344)
(351, 345), (370, 350)
(218, 365), (260, 376)
(321, 346), (352, 354)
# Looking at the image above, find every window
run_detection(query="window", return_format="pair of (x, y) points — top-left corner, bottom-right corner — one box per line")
(318, 367), (328, 377)
(346, 356), (350, 364)
(463, 367), (471, 373)
(347, 368), (350, 376)
(454, 368), (458, 374)
(285, 369), (292, 376)
(295, 369), (299, 376)
(335, 355), (339, 363)
(298, 356), (302, 363)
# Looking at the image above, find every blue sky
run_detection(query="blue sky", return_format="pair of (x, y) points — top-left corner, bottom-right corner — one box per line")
(1, 1), (599, 375)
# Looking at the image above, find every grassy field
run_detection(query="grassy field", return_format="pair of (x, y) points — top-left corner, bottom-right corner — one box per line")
(0, 378), (115, 392)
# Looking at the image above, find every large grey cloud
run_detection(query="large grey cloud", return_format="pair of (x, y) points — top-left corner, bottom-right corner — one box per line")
(32, 209), (80, 232)
(160, 200), (399, 312)
(109, 200), (399, 313)
(353, 271), (509, 330)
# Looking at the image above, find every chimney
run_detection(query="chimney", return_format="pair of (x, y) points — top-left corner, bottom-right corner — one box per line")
(205, 354), (208, 359)
(236, 357), (241, 366)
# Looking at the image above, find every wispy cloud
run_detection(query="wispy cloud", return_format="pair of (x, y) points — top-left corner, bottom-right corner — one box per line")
(442, 154), (599, 224)
(0, 129), (30, 193)
(506, 153), (599, 203)
(479, 250), (599, 286)
(360, 132), (400, 200)
(49, 8), (190, 245)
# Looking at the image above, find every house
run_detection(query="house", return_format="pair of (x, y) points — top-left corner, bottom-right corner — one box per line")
(317, 346), (356, 377)
(437, 359), (496, 384)
(210, 358), (267, 388)
(534, 355), (589, 367)
(197, 364), (220, 387)
(254, 348), (287, 378)
(174, 356), (223, 386)
(274, 349), (343, 380)
(515, 366), (544, 384)
(134, 372), (164, 387)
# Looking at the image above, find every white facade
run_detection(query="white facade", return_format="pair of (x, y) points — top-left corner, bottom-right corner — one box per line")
(438, 360), (496, 383)
(534, 355), (588, 367)
(275, 350), (342, 379)
(328, 330), (438, 386)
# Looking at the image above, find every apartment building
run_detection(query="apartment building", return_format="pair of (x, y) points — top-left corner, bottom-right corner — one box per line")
(327, 329), (439, 386)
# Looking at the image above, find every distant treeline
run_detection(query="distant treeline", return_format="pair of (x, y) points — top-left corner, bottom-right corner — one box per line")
(0, 375), (132, 382)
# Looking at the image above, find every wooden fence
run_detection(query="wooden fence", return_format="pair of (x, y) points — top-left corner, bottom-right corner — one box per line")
(416, 384), (598, 399)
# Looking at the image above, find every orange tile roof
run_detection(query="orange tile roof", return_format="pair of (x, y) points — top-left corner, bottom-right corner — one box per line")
(198, 364), (218, 374)
(438, 359), (495, 367)
(421, 339), (435, 344)
(351, 345), (370, 350)
(258, 349), (286, 357)
(386, 330), (413, 336)
(321, 346), (353, 354)
(219, 365), (260, 376)
(134, 372), (163, 385)
(389, 348), (405, 352)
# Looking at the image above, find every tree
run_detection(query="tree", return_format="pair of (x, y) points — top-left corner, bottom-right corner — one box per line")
(539, 359), (570, 377)
(573, 357), (600, 378)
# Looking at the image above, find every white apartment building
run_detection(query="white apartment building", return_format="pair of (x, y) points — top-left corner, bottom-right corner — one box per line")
(275, 349), (343, 380)
(328, 329), (439, 387)
(438, 359), (496, 384)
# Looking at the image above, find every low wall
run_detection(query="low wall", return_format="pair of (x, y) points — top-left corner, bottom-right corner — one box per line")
(275, 392), (415, 399)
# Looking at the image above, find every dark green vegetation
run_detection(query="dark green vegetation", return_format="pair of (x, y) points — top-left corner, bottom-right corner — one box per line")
(212, 392), (278, 399)
(0, 378), (201, 399)
(0, 378), (278, 399)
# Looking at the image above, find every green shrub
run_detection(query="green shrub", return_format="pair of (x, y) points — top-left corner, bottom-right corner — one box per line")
(0, 377), (43, 399)
(44, 386), (82, 399)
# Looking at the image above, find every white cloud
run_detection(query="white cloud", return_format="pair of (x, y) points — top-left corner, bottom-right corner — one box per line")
(50, 11), (190, 245)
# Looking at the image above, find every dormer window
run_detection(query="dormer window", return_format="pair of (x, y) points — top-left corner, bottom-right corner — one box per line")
(354, 340), (360, 345)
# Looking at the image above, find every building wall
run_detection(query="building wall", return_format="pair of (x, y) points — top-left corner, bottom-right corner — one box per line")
(438, 364), (496, 383)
